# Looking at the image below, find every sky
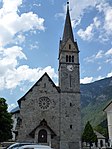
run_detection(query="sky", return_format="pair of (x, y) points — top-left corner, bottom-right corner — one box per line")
(0, 0), (112, 111)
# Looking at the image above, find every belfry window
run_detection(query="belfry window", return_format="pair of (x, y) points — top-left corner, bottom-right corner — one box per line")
(69, 55), (71, 62)
(66, 55), (68, 62)
(72, 56), (74, 63)
(69, 44), (71, 49)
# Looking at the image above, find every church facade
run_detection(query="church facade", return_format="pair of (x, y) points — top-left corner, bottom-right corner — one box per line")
(14, 2), (81, 149)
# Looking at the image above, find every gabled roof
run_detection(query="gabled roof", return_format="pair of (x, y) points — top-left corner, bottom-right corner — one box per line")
(18, 72), (60, 107)
(94, 131), (105, 139)
(29, 119), (56, 138)
(59, 38), (79, 53)
(62, 2), (74, 43)
(103, 100), (112, 112)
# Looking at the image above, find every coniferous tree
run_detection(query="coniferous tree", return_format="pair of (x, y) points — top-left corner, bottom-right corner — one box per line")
(0, 98), (13, 142)
(82, 121), (97, 148)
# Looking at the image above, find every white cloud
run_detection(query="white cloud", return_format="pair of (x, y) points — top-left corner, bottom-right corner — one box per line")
(105, 48), (112, 55)
(2, 0), (22, 13)
(93, 17), (101, 28)
(70, 0), (99, 27)
(107, 72), (112, 77)
(0, 46), (58, 91)
(12, 34), (26, 45)
(0, 0), (49, 91)
(84, 49), (112, 63)
(0, 56), (58, 90)
(95, 50), (104, 59)
(104, 8), (112, 33)
(0, 0), (45, 46)
(77, 17), (101, 41)
(80, 75), (105, 84)
(105, 59), (112, 64)
(8, 103), (18, 112)
(55, 0), (101, 27)
(80, 77), (93, 84)
(77, 24), (94, 41)
(69, 0), (111, 42)
(55, 0), (112, 42)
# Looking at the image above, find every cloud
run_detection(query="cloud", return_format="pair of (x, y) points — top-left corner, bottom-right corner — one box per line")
(0, 60), (58, 90)
(77, 1), (112, 41)
(80, 77), (93, 84)
(8, 103), (18, 112)
(104, 8), (112, 34)
(77, 24), (94, 41)
(80, 75), (105, 84)
(77, 17), (101, 41)
(56, 0), (112, 43)
(105, 48), (112, 55)
(84, 48), (112, 63)
(95, 50), (104, 59)
(0, 0), (45, 46)
(96, 2), (112, 34)
(2, 0), (22, 13)
(55, 0), (100, 27)
(70, 0), (99, 27)
(0, 0), (53, 91)
(107, 72), (112, 77)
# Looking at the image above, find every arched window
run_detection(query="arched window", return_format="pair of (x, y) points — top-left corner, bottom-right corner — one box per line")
(69, 55), (71, 62)
(66, 55), (68, 62)
(38, 129), (47, 143)
(72, 56), (74, 63)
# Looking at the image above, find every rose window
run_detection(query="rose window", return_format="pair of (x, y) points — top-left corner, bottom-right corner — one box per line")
(39, 97), (51, 110)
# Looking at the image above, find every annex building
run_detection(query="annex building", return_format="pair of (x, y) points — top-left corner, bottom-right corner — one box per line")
(12, 2), (81, 149)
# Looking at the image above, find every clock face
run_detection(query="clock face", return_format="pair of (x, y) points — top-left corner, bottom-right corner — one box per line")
(38, 97), (51, 110)
(67, 65), (73, 71)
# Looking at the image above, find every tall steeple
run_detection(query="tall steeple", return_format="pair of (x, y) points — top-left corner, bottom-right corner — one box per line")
(62, 1), (74, 43)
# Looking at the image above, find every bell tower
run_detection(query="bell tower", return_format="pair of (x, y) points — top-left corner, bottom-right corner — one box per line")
(59, 2), (80, 93)
(59, 2), (81, 149)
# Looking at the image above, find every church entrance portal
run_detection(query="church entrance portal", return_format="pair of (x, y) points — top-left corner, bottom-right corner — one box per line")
(38, 129), (47, 143)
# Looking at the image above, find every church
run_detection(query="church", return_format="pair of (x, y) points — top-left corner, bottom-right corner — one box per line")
(12, 2), (81, 149)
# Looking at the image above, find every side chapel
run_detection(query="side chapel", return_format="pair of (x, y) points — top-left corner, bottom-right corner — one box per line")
(13, 2), (81, 149)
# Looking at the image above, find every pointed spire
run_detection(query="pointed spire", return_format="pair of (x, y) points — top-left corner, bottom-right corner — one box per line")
(62, 1), (74, 43)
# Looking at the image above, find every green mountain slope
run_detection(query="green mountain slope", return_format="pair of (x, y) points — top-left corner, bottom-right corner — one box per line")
(81, 76), (112, 129)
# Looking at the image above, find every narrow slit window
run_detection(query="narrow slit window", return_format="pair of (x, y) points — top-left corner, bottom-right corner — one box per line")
(66, 55), (68, 62)
(70, 125), (72, 129)
(70, 75), (71, 88)
(70, 103), (72, 107)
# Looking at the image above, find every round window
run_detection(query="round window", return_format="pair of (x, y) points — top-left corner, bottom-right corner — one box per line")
(38, 97), (51, 110)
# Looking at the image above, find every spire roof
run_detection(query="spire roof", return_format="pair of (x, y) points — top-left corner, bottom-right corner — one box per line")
(62, 1), (74, 43)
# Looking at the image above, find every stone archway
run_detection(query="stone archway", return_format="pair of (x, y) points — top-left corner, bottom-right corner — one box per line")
(29, 119), (56, 146)
(38, 129), (47, 143)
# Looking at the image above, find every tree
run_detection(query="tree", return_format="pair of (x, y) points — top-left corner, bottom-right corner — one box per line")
(0, 98), (13, 142)
(82, 121), (97, 148)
